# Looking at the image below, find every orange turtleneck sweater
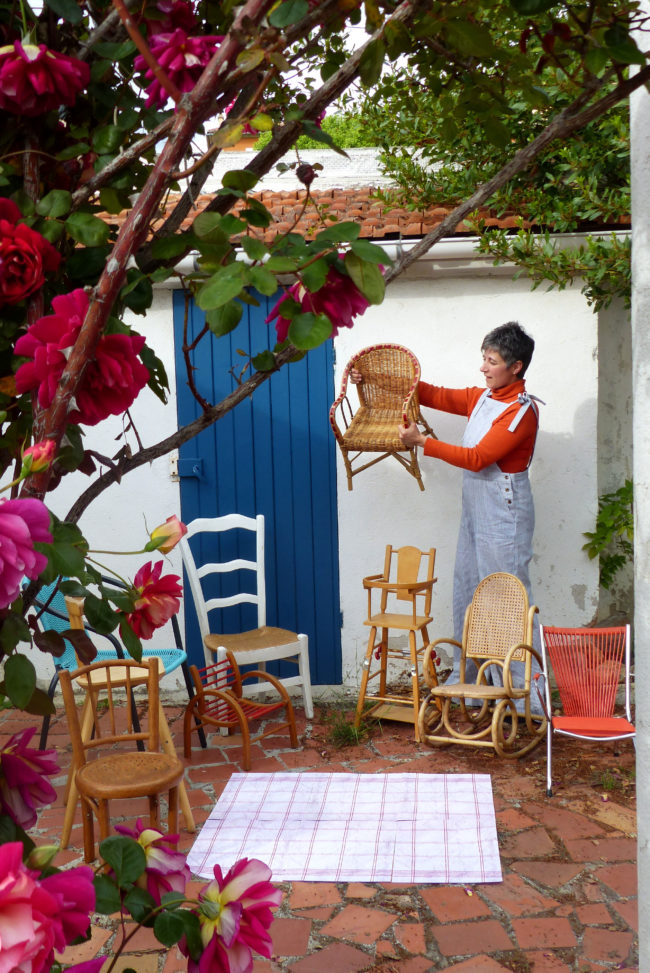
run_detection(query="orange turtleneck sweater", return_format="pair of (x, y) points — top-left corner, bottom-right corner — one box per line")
(418, 379), (538, 473)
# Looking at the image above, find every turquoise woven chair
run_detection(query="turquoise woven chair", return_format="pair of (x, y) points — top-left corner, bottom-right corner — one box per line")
(33, 578), (193, 749)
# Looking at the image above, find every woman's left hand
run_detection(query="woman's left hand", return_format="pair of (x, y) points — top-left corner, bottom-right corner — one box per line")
(399, 423), (427, 448)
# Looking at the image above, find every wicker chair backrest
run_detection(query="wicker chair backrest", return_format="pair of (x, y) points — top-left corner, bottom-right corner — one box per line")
(464, 572), (532, 663)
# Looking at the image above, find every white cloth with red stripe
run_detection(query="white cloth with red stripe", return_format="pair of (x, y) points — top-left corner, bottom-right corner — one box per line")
(187, 772), (502, 883)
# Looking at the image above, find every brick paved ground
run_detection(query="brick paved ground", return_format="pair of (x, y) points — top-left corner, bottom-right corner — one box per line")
(1, 697), (638, 973)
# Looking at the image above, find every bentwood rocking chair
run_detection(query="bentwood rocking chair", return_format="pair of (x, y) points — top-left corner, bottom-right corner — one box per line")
(329, 344), (436, 491)
(418, 573), (547, 758)
(354, 545), (438, 742)
(538, 625), (635, 796)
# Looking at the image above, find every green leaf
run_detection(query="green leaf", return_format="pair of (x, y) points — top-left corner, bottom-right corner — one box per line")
(349, 240), (392, 265)
(250, 112), (273, 132)
(0, 612), (31, 653)
(444, 21), (499, 58)
(119, 619), (143, 662)
(249, 266), (278, 296)
(236, 48), (265, 72)
(315, 222), (361, 246)
(220, 214), (248, 236)
(360, 38), (385, 86)
(94, 41), (136, 60)
(239, 208), (271, 229)
(83, 594), (120, 634)
(124, 886), (157, 924)
(604, 25), (646, 65)
(120, 269), (153, 315)
(252, 350), (277, 371)
(36, 190), (72, 219)
(150, 234), (195, 260)
(301, 121), (349, 158)
(99, 188), (131, 215)
(178, 910), (202, 959)
(288, 312), (332, 350)
(94, 874), (122, 915)
(100, 836), (146, 885)
(239, 236), (268, 261)
(64, 212), (111, 247)
(508, 0), (558, 12)
(50, 542), (87, 579)
(206, 302), (243, 337)
(197, 265), (246, 310)
(4, 655), (36, 710)
(140, 343), (169, 404)
(584, 47), (609, 76)
(221, 170), (259, 193)
(265, 256), (299, 272)
(154, 910), (187, 947)
(92, 126), (123, 155)
(344, 253), (385, 304)
(300, 258), (329, 293)
(208, 123), (244, 148)
(268, 0), (308, 28)
(44, 0), (83, 23)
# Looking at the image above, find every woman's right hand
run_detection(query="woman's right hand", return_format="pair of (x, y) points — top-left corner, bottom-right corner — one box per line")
(350, 368), (363, 384)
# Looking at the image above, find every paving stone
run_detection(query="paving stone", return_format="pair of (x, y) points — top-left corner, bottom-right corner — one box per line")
(296, 906), (336, 920)
(376, 939), (399, 958)
(521, 802), (607, 839)
(512, 860), (584, 888)
(480, 872), (558, 916)
(394, 921), (427, 954)
(55, 925), (112, 965)
(346, 883), (377, 899)
(107, 955), (159, 973)
(388, 957), (434, 972)
(495, 807), (538, 831)
(581, 926), (635, 963)
(612, 898), (638, 931)
(594, 862), (638, 897)
(288, 942), (373, 973)
(433, 919), (513, 956)
(564, 836), (637, 862)
(521, 949), (573, 972)
(443, 959), (511, 972)
(499, 826), (557, 859)
(289, 883), (342, 909)
(419, 885), (491, 922)
(575, 903), (613, 925)
(512, 916), (578, 949)
(271, 917), (312, 957)
(320, 904), (394, 944)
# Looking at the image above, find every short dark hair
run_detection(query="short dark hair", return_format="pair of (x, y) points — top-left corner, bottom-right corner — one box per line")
(481, 322), (535, 377)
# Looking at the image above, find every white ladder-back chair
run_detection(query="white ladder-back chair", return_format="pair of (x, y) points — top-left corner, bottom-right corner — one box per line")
(180, 514), (314, 718)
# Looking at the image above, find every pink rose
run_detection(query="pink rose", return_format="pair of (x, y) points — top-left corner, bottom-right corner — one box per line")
(125, 561), (182, 639)
(14, 288), (150, 426)
(115, 819), (190, 905)
(148, 514), (187, 554)
(0, 727), (59, 829)
(0, 843), (94, 973)
(21, 440), (56, 474)
(0, 41), (89, 116)
(0, 497), (52, 611)
(134, 29), (223, 108)
(0, 199), (61, 306)
(266, 264), (370, 343)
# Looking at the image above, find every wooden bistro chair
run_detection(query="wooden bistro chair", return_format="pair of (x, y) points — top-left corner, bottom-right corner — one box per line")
(418, 573), (547, 758)
(183, 650), (299, 770)
(354, 545), (438, 742)
(59, 658), (186, 863)
(180, 513), (314, 718)
(329, 343), (436, 491)
(538, 625), (635, 796)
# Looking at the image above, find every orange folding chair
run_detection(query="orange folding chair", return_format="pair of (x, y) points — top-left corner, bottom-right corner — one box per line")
(538, 625), (635, 796)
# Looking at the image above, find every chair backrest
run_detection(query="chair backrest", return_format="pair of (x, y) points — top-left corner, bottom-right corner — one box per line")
(381, 545), (436, 613)
(464, 573), (534, 663)
(180, 514), (266, 641)
(540, 625), (631, 720)
(59, 658), (161, 767)
(190, 652), (243, 704)
(350, 344), (421, 422)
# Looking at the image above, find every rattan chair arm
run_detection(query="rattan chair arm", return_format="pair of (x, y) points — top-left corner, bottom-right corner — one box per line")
(430, 636), (462, 652)
(239, 669), (293, 703)
(502, 642), (545, 695)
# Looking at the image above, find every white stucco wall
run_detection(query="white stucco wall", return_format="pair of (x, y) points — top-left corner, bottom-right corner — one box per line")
(333, 244), (603, 686)
(28, 240), (627, 697)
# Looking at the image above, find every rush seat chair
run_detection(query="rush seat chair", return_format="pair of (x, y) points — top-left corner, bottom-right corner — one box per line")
(418, 573), (547, 758)
(538, 625), (635, 796)
(329, 343), (436, 491)
(354, 545), (438, 742)
(59, 658), (186, 863)
(180, 513), (314, 718)
(183, 650), (299, 770)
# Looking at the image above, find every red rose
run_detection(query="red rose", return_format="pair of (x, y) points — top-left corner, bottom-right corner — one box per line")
(0, 200), (61, 306)
(0, 41), (90, 116)
(125, 560), (182, 639)
(14, 289), (150, 426)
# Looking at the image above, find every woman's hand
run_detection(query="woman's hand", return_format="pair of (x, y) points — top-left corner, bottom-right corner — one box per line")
(399, 423), (427, 448)
(349, 368), (363, 384)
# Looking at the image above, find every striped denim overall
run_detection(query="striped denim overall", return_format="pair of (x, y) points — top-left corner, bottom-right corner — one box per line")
(449, 388), (543, 709)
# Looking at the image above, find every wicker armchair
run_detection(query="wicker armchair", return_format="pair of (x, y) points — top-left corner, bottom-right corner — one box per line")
(329, 344), (436, 491)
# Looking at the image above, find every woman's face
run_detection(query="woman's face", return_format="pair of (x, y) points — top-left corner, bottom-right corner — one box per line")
(480, 347), (522, 390)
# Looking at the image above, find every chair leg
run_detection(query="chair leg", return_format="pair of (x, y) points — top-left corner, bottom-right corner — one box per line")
(297, 634), (314, 719)
(182, 659), (207, 748)
(378, 628), (389, 696)
(82, 797), (97, 864)
(546, 723), (553, 797)
(408, 631), (422, 743)
(167, 786), (179, 836)
(339, 446), (354, 491)
(355, 625), (377, 727)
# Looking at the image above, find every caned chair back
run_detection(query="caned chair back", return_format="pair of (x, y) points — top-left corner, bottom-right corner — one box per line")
(541, 626), (630, 720)
(352, 344), (421, 425)
(464, 573), (533, 664)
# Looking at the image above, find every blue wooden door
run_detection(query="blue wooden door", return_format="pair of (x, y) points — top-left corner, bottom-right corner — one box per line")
(173, 290), (341, 685)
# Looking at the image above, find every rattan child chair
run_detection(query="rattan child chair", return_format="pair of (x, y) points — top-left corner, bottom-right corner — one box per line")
(418, 573), (547, 758)
(329, 344), (436, 490)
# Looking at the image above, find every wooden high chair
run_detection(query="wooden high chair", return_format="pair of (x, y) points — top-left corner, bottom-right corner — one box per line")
(354, 545), (438, 742)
